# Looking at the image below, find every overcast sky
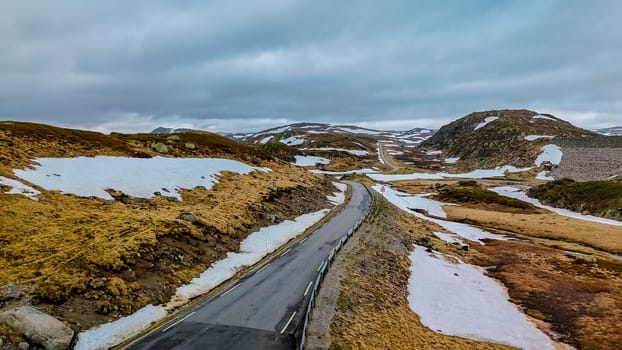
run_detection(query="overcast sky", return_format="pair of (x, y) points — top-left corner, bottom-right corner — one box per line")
(1, 0), (621, 133)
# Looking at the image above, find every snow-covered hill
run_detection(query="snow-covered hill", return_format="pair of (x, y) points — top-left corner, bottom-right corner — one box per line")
(595, 126), (622, 136)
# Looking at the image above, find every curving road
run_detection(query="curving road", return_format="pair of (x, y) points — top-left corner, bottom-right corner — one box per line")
(126, 181), (371, 350)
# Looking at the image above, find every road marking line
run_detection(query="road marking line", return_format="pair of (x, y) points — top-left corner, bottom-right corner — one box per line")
(280, 311), (297, 334)
(317, 261), (324, 271)
(256, 263), (270, 274)
(299, 237), (308, 244)
(304, 281), (313, 296)
(280, 248), (291, 257)
(162, 311), (196, 332)
(221, 283), (241, 297)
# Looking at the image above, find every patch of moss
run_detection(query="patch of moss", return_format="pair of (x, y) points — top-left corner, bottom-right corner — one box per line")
(436, 183), (533, 210)
(528, 179), (622, 220)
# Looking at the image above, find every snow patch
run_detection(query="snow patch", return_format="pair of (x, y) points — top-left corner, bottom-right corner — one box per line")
(491, 186), (622, 227)
(373, 185), (506, 243)
(327, 182), (347, 205)
(536, 171), (555, 181)
(259, 136), (273, 144)
(425, 150), (442, 155)
(474, 116), (498, 130)
(0, 176), (40, 200)
(75, 305), (168, 350)
(444, 157), (460, 164)
(294, 155), (330, 166)
(311, 168), (377, 175)
(533, 114), (556, 121)
(279, 136), (305, 146)
(433, 231), (465, 245)
(524, 135), (554, 141)
(408, 246), (555, 350)
(14, 156), (268, 200)
(535, 144), (562, 166)
(304, 147), (368, 156)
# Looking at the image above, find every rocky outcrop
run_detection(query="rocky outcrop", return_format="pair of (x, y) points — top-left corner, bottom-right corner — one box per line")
(0, 306), (74, 350)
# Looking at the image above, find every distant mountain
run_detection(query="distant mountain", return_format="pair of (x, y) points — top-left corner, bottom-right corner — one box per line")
(421, 109), (598, 168)
(241, 122), (435, 147)
(151, 127), (196, 134)
(595, 126), (622, 136)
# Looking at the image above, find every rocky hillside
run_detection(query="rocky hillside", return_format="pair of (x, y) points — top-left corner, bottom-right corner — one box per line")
(420, 109), (598, 168)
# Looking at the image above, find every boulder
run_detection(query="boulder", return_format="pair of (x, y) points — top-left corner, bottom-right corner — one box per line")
(184, 143), (196, 150)
(166, 135), (180, 142)
(18, 341), (29, 350)
(0, 306), (74, 350)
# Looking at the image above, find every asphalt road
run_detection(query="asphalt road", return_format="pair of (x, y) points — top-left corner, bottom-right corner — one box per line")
(377, 142), (400, 170)
(127, 181), (371, 350)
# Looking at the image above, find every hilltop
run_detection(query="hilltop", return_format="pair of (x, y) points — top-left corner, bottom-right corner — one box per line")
(419, 109), (598, 169)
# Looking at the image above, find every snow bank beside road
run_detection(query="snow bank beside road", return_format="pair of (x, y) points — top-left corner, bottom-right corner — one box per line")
(408, 246), (554, 350)
(14, 156), (269, 200)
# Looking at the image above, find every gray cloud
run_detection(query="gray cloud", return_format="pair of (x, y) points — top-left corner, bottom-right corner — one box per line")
(1, 0), (621, 132)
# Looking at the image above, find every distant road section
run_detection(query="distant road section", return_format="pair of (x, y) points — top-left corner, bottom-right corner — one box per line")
(377, 142), (400, 170)
(127, 181), (371, 350)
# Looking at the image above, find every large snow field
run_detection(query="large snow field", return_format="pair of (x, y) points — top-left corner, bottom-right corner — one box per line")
(535, 144), (562, 166)
(368, 165), (532, 182)
(294, 155), (330, 166)
(0, 176), (40, 200)
(74, 182), (347, 350)
(408, 246), (554, 350)
(373, 185), (506, 243)
(13, 156), (269, 200)
(491, 186), (622, 227)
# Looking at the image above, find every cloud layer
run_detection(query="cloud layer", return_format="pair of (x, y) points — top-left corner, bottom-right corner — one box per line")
(1, 0), (621, 132)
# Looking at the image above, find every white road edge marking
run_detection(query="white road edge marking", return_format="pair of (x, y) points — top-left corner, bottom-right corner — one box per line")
(280, 311), (297, 334)
(299, 237), (308, 244)
(280, 248), (292, 257)
(256, 263), (270, 274)
(317, 261), (324, 272)
(221, 283), (241, 297)
(162, 311), (196, 332)
(303, 281), (313, 296)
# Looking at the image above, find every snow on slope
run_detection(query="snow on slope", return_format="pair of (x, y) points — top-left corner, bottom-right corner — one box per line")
(294, 155), (330, 166)
(474, 116), (498, 130)
(75, 183), (348, 350)
(303, 147), (369, 156)
(491, 186), (622, 227)
(14, 156), (269, 200)
(534, 144), (562, 166)
(0, 176), (40, 200)
(279, 136), (305, 146)
(408, 246), (554, 350)
(259, 136), (273, 144)
(524, 135), (554, 141)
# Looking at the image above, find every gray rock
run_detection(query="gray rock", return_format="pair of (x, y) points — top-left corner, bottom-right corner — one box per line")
(166, 135), (180, 141)
(0, 337), (4, 346)
(184, 143), (196, 150)
(0, 306), (74, 350)
(18, 342), (30, 350)
(178, 213), (197, 223)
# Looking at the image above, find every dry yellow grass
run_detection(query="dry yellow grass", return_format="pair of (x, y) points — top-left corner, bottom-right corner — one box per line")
(443, 205), (622, 254)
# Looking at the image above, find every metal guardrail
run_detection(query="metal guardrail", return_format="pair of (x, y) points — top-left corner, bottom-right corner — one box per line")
(298, 185), (374, 350)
